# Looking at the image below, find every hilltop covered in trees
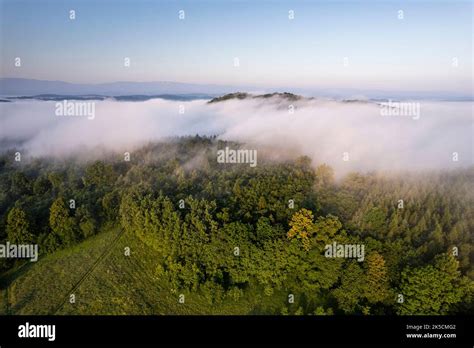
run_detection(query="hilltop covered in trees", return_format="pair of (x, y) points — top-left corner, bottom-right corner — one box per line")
(0, 136), (472, 315)
(208, 92), (305, 103)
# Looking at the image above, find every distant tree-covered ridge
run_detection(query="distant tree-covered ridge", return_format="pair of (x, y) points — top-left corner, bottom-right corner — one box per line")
(208, 92), (304, 103)
(0, 136), (472, 315)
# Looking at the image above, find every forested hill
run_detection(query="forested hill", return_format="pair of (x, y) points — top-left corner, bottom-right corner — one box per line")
(208, 92), (304, 103)
(0, 136), (472, 315)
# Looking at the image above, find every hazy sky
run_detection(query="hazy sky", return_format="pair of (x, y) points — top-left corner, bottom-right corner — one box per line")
(1, 0), (472, 94)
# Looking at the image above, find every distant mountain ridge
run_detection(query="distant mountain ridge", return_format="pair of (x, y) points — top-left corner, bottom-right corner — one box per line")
(0, 78), (238, 96)
(6, 94), (214, 102)
(1, 78), (472, 101)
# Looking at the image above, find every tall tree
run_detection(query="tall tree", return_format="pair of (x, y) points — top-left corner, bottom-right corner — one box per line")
(49, 198), (78, 246)
(6, 206), (34, 244)
(287, 208), (314, 251)
(364, 252), (391, 304)
(333, 262), (366, 313)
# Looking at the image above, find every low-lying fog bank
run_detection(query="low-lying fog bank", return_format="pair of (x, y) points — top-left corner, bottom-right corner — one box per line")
(0, 95), (472, 175)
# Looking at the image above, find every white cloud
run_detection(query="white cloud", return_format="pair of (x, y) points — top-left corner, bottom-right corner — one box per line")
(0, 97), (472, 175)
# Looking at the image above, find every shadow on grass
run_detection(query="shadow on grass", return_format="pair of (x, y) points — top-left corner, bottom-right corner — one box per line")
(0, 260), (36, 289)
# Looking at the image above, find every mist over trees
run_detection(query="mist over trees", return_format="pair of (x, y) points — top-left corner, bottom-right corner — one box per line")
(0, 136), (472, 315)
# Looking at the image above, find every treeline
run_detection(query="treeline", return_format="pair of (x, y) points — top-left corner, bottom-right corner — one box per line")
(0, 136), (472, 314)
